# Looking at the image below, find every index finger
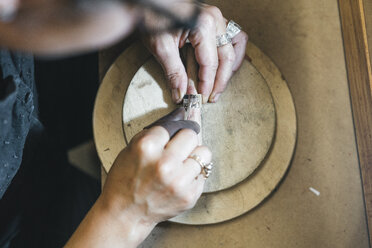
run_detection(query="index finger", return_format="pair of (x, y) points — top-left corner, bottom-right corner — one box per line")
(189, 13), (218, 103)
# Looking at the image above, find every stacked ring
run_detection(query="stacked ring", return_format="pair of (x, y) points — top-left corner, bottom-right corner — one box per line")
(216, 20), (242, 47)
(226, 20), (242, 39)
(216, 33), (232, 48)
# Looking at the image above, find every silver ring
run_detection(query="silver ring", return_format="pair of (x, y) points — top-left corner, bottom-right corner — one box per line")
(216, 20), (242, 47)
(226, 20), (242, 39)
(189, 154), (213, 178)
(216, 33), (232, 47)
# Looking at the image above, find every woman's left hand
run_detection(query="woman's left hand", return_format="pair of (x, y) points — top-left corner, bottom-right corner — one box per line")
(143, 3), (248, 104)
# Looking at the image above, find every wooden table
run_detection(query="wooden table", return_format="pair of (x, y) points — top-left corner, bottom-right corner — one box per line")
(99, 0), (372, 246)
(339, 1), (372, 245)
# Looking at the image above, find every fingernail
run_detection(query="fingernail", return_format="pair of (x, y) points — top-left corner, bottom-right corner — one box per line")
(211, 93), (221, 102)
(202, 95), (209, 104)
(172, 88), (181, 103)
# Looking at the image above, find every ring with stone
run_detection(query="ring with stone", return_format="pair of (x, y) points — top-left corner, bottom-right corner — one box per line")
(202, 162), (213, 178)
(189, 154), (213, 178)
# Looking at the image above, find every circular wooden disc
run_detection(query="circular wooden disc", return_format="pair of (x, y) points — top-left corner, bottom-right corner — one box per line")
(122, 57), (275, 193)
(93, 41), (297, 225)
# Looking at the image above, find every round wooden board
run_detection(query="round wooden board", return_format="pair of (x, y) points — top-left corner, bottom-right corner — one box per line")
(123, 57), (276, 193)
(93, 41), (297, 225)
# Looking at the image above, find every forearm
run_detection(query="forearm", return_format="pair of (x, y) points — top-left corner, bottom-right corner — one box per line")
(65, 195), (156, 248)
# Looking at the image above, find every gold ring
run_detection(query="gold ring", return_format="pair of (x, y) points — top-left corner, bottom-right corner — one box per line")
(189, 154), (213, 178)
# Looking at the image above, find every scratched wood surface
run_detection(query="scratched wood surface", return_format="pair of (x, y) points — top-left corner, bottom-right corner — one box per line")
(339, 0), (372, 244)
(122, 54), (276, 193)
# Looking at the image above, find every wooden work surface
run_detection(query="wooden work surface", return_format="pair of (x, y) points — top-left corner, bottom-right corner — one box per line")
(99, 0), (369, 246)
(364, 0), (372, 65)
(339, 0), (372, 244)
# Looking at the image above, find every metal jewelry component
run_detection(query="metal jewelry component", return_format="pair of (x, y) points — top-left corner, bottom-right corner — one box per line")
(203, 162), (213, 178)
(215, 20), (242, 47)
(226, 20), (242, 39)
(183, 94), (201, 109)
(183, 94), (202, 120)
(216, 33), (232, 47)
(189, 154), (213, 179)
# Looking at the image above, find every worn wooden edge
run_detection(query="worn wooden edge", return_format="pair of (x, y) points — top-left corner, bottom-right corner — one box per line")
(338, 0), (372, 244)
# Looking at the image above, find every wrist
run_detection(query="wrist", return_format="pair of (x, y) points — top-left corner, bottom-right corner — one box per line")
(96, 194), (157, 246)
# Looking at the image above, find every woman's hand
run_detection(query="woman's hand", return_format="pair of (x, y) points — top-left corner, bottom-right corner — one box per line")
(102, 108), (211, 224)
(66, 108), (212, 248)
(143, 4), (248, 104)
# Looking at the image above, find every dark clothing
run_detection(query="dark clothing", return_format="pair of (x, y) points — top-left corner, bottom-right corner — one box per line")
(0, 51), (37, 199)
(0, 51), (100, 247)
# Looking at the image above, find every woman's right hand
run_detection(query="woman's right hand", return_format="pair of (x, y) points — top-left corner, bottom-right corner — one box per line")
(101, 108), (212, 224)
(66, 108), (211, 248)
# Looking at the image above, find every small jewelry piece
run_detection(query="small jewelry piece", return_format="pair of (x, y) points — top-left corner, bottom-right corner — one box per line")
(183, 94), (201, 109)
(189, 154), (213, 178)
(203, 162), (213, 178)
(216, 33), (232, 47)
(183, 94), (202, 121)
(226, 20), (242, 39)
